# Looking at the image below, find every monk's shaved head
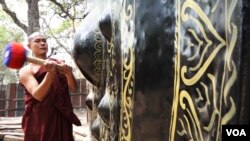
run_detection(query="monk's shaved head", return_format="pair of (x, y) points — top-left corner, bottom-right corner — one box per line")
(28, 32), (45, 43)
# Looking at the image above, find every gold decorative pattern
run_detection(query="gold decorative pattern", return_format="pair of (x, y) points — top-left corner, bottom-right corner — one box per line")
(170, 0), (238, 141)
(119, 0), (135, 141)
(98, 1), (119, 140)
(93, 29), (104, 78)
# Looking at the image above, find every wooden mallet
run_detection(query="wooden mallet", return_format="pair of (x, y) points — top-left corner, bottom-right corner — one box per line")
(3, 42), (46, 69)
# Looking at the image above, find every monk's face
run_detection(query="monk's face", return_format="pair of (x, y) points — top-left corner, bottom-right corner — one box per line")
(28, 35), (48, 58)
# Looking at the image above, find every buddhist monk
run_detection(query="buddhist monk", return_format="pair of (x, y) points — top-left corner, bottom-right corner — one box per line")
(19, 32), (81, 141)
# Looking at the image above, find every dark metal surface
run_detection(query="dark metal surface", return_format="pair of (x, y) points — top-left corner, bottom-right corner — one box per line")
(73, 0), (250, 140)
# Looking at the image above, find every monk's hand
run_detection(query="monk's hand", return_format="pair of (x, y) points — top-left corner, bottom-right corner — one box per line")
(56, 60), (73, 76)
(43, 59), (58, 73)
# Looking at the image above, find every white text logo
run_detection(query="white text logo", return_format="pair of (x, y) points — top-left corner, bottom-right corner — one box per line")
(226, 129), (246, 136)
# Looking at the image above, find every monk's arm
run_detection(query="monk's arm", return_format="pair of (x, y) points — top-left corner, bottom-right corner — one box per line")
(51, 58), (78, 93)
(65, 69), (78, 93)
(55, 60), (78, 93)
(19, 68), (56, 101)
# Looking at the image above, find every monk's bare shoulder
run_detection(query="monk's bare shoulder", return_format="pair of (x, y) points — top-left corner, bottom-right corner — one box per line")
(19, 65), (32, 82)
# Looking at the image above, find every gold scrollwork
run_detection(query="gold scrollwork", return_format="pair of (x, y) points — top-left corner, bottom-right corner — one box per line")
(93, 29), (104, 78)
(119, 0), (135, 141)
(170, 0), (238, 141)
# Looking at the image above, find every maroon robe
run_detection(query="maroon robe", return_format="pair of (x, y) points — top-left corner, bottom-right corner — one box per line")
(20, 67), (81, 141)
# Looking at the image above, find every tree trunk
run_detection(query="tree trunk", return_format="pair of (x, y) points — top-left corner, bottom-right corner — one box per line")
(26, 0), (40, 35)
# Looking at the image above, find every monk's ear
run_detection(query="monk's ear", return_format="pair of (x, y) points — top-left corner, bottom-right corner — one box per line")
(27, 43), (31, 49)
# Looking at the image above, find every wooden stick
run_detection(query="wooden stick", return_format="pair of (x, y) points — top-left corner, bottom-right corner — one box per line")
(26, 56), (62, 69)
(26, 56), (45, 65)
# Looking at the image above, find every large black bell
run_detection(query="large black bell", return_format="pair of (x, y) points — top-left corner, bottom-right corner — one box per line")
(73, 9), (106, 87)
(73, 6), (112, 88)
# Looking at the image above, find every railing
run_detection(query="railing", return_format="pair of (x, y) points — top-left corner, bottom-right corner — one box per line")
(0, 78), (89, 117)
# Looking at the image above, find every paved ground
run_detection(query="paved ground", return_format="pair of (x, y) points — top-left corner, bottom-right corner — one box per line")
(0, 108), (91, 141)
(74, 108), (91, 141)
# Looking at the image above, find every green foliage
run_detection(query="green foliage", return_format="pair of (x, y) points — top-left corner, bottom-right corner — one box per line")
(52, 19), (71, 34)
(0, 15), (25, 84)
(0, 23), (24, 60)
(0, 26), (24, 45)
